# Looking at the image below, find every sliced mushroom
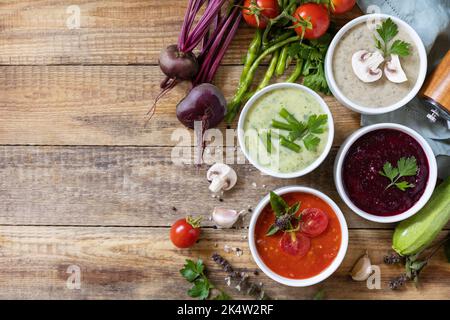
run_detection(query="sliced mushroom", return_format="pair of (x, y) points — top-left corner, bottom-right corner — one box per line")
(207, 163), (237, 193)
(351, 50), (384, 83)
(212, 207), (240, 228)
(384, 54), (408, 83)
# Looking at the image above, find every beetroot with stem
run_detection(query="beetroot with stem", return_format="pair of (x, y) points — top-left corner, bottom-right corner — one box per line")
(150, 0), (242, 121)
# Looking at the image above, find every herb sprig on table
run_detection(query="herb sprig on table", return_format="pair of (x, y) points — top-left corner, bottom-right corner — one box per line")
(379, 156), (418, 191)
(269, 108), (327, 153)
(180, 259), (231, 300)
(374, 18), (411, 58)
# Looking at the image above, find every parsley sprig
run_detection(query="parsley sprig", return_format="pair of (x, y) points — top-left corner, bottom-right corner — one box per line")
(266, 191), (302, 236)
(271, 108), (327, 153)
(180, 259), (213, 300)
(375, 18), (411, 58)
(286, 34), (331, 94)
(379, 156), (418, 191)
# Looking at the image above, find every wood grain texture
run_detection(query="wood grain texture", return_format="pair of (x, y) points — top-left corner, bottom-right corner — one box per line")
(0, 145), (385, 229)
(0, 1), (362, 66)
(0, 226), (448, 300)
(0, 65), (360, 146)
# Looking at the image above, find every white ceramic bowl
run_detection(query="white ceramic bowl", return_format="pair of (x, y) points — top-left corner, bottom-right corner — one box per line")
(334, 123), (437, 223)
(248, 186), (348, 287)
(325, 14), (427, 115)
(237, 83), (334, 178)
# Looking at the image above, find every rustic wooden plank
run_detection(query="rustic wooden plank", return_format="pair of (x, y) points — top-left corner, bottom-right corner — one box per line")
(0, 226), (447, 299)
(0, 145), (381, 228)
(0, 65), (360, 146)
(0, 1), (363, 66)
(1, 145), (448, 230)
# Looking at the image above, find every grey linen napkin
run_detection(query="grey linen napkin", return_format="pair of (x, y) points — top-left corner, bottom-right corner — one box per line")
(356, 0), (450, 179)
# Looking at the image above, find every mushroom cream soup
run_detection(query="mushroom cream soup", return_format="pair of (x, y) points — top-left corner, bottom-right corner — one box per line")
(243, 88), (328, 173)
(332, 21), (420, 108)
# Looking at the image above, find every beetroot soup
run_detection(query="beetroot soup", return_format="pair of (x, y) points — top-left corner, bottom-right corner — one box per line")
(342, 129), (429, 216)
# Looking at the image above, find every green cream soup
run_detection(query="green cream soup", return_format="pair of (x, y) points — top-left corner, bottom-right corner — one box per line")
(243, 88), (328, 173)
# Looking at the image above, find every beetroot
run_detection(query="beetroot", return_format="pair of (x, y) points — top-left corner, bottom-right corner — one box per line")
(176, 83), (226, 129)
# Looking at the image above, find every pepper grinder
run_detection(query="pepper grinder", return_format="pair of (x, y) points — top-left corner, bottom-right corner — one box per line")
(419, 50), (450, 125)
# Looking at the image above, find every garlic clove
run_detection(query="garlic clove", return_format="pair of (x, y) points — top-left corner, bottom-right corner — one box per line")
(352, 50), (384, 83)
(384, 54), (408, 83)
(350, 251), (373, 281)
(212, 207), (240, 228)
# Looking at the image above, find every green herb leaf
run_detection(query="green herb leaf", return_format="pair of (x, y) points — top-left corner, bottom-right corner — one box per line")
(307, 114), (328, 134)
(213, 291), (232, 300)
(379, 157), (417, 191)
(188, 277), (213, 300)
(287, 202), (301, 216)
(180, 259), (202, 282)
(397, 156), (418, 177)
(376, 18), (398, 47)
(390, 40), (411, 56)
(303, 62), (330, 94)
(266, 224), (280, 236)
(375, 18), (411, 58)
(379, 161), (399, 182)
(269, 191), (289, 217)
(303, 134), (321, 151)
(395, 180), (415, 191)
(180, 259), (214, 300)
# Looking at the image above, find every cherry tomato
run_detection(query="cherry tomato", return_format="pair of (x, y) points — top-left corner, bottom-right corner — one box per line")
(300, 208), (329, 237)
(331, 0), (356, 14)
(280, 232), (311, 257)
(170, 216), (201, 248)
(293, 3), (330, 40)
(242, 0), (280, 29)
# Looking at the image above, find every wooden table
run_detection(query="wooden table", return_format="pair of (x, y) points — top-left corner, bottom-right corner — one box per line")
(0, 1), (448, 300)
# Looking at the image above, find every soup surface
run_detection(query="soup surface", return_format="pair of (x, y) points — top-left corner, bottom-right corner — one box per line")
(243, 88), (328, 173)
(332, 21), (420, 108)
(343, 129), (429, 216)
(254, 192), (341, 279)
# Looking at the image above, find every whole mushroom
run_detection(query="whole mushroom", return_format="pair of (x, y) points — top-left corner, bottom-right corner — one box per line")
(207, 163), (237, 193)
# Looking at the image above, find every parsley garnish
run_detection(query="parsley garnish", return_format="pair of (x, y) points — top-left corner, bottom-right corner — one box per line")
(379, 156), (418, 191)
(180, 259), (213, 300)
(270, 108), (327, 153)
(266, 191), (301, 236)
(286, 34), (332, 94)
(375, 18), (411, 57)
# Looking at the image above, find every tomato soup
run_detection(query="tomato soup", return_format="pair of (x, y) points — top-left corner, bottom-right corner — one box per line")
(254, 192), (342, 279)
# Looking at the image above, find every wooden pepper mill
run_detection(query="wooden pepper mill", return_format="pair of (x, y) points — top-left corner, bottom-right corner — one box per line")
(420, 50), (450, 123)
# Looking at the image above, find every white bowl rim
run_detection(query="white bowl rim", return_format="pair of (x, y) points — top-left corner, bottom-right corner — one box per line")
(237, 83), (334, 179)
(325, 13), (428, 115)
(334, 123), (437, 223)
(248, 185), (349, 287)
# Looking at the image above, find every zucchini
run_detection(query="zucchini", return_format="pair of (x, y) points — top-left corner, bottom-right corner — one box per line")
(393, 177), (450, 256)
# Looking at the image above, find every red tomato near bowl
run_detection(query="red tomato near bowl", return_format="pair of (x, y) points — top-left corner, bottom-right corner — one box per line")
(293, 3), (330, 40)
(300, 208), (329, 237)
(331, 0), (356, 14)
(242, 0), (280, 29)
(170, 216), (201, 248)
